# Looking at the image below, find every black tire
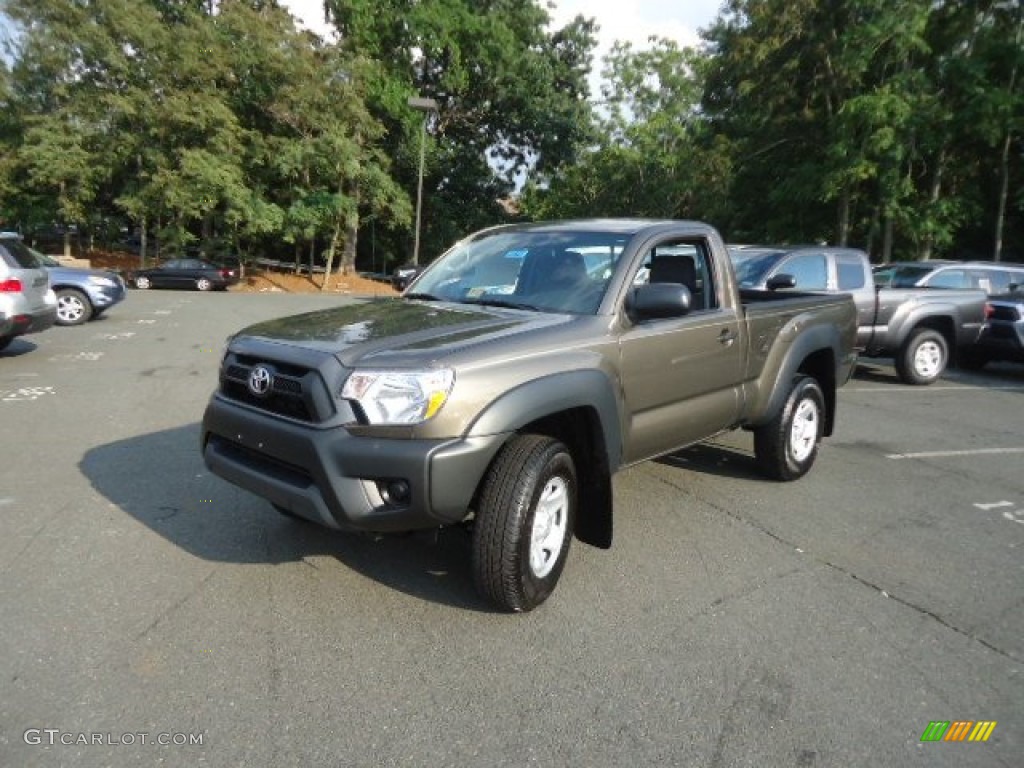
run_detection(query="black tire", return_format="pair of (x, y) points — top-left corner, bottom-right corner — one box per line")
(196, 277), (213, 291)
(894, 328), (948, 385)
(55, 288), (93, 326)
(472, 434), (576, 612)
(135, 275), (152, 289)
(957, 348), (989, 371)
(754, 376), (825, 481)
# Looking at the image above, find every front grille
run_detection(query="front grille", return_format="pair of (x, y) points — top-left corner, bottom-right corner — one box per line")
(220, 356), (333, 422)
(989, 305), (1021, 322)
(209, 435), (313, 488)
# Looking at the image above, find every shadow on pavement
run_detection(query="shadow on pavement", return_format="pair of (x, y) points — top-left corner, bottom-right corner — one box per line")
(0, 337), (38, 357)
(658, 441), (764, 481)
(80, 423), (493, 612)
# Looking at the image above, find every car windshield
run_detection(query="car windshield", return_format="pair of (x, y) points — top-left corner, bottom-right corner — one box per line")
(731, 250), (786, 287)
(873, 264), (936, 288)
(28, 247), (61, 267)
(410, 229), (629, 315)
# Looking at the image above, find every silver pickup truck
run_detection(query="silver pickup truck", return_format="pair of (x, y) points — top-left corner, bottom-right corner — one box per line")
(732, 246), (987, 384)
(203, 220), (857, 611)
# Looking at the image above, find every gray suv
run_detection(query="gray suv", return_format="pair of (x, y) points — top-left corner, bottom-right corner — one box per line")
(873, 260), (1024, 295)
(0, 235), (58, 351)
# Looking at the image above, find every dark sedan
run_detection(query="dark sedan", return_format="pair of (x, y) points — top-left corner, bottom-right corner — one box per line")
(133, 259), (239, 291)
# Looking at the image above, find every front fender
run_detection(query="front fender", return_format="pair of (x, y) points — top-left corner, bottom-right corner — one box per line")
(466, 368), (623, 471)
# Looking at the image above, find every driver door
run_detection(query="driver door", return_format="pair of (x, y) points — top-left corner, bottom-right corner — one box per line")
(619, 238), (744, 463)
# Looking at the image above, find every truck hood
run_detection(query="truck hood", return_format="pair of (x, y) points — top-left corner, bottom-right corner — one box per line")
(237, 299), (570, 366)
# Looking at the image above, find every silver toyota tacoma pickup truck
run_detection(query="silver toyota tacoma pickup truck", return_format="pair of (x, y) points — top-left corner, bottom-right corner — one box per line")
(202, 220), (857, 611)
(732, 246), (986, 384)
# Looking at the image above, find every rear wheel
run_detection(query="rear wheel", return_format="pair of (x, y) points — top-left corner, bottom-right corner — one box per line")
(196, 277), (213, 291)
(895, 328), (948, 385)
(472, 435), (576, 612)
(55, 288), (93, 325)
(754, 376), (825, 481)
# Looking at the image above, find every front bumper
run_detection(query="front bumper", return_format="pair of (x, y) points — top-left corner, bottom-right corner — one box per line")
(201, 395), (508, 532)
(85, 280), (127, 309)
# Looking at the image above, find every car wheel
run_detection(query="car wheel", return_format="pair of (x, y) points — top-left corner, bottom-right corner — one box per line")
(135, 275), (152, 289)
(472, 434), (576, 612)
(55, 288), (93, 326)
(754, 375), (825, 481)
(196, 277), (212, 291)
(895, 328), (948, 385)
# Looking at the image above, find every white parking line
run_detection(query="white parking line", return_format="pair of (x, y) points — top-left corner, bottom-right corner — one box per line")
(94, 332), (136, 340)
(49, 352), (104, 361)
(849, 385), (1024, 393)
(974, 501), (1014, 511)
(887, 447), (1024, 460)
(1, 386), (55, 402)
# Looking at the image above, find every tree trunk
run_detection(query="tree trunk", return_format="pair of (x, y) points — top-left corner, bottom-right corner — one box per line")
(320, 224), (341, 292)
(993, 130), (1012, 263)
(921, 149), (946, 261)
(882, 214), (894, 264)
(293, 241), (302, 274)
(341, 184), (360, 276)
(836, 186), (850, 246)
(140, 216), (148, 269)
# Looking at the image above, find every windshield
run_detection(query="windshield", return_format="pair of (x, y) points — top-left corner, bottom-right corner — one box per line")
(410, 229), (629, 314)
(28, 247), (61, 267)
(731, 250), (786, 287)
(873, 264), (936, 288)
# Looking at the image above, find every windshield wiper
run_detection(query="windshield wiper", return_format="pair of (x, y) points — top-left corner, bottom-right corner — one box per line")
(462, 297), (543, 312)
(403, 292), (442, 301)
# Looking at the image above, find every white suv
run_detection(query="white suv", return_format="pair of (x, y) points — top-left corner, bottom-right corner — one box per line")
(0, 235), (58, 351)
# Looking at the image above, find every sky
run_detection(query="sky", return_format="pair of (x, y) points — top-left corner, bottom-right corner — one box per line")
(279, 0), (725, 94)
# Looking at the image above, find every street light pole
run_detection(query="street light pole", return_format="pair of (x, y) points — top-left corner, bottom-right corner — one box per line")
(408, 96), (438, 267)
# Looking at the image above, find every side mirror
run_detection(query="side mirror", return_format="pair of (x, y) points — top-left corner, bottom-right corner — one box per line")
(766, 273), (797, 291)
(626, 283), (692, 321)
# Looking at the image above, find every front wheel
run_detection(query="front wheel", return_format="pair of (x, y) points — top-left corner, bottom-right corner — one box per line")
(135, 275), (151, 289)
(895, 328), (948, 385)
(472, 435), (576, 612)
(754, 376), (825, 481)
(55, 288), (93, 325)
(196, 277), (213, 291)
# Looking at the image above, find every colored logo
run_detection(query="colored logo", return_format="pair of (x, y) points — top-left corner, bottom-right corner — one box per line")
(921, 721), (997, 742)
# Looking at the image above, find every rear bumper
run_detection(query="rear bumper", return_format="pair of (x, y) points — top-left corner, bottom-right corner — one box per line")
(201, 395), (507, 532)
(0, 295), (57, 339)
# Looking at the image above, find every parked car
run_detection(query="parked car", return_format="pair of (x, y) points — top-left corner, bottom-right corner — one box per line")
(202, 219), (858, 612)
(32, 250), (126, 325)
(731, 246), (986, 384)
(872, 260), (1024, 295)
(0, 234), (58, 351)
(132, 259), (239, 291)
(961, 289), (1024, 369)
(391, 263), (423, 292)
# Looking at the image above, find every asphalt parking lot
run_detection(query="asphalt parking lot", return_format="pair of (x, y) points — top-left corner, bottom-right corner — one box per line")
(2, 290), (1022, 767)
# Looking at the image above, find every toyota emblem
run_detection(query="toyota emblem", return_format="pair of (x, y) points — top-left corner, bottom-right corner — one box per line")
(248, 365), (273, 397)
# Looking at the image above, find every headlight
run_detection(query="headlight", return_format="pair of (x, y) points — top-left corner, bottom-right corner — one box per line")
(341, 369), (455, 425)
(87, 275), (117, 287)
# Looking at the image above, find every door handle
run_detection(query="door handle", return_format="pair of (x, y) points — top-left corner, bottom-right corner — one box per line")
(718, 328), (738, 345)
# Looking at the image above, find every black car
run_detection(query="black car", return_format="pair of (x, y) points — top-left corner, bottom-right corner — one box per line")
(133, 259), (239, 291)
(391, 264), (423, 292)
